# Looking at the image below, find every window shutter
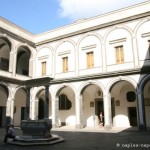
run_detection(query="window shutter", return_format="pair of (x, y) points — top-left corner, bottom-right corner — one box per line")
(42, 62), (46, 75)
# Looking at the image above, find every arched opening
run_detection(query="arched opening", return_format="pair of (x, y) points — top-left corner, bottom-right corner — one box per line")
(35, 89), (51, 120)
(0, 84), (9, 127)
(143, 80), (150, 127)
(80, 84), (103, 127)
(0, 37), (11, 71)
(56, 86), (75, 127)
(110, 80), (137, 127)
(16, 46), (30, 76)
(14, 88), (26, 126)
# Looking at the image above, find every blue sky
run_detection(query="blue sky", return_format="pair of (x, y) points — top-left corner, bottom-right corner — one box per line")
(0, 0), (147, 34)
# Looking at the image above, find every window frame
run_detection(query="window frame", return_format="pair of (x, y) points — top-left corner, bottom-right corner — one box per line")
(86, 51), (94, 68)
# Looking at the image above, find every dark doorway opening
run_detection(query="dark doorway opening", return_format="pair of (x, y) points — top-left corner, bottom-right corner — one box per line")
(95, 99), (104, 124)
(21, 107), (26, 121)
(128, 107), (137, 126)
(38, 98), (44, 119)
(0, 106), (6, 127)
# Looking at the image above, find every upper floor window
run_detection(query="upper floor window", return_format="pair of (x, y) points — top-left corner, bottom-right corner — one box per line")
(42, 61), (46, 76)
(86, 51), (94, 68)
(115, 45), (124, 64)
(62, 57), (68, 72)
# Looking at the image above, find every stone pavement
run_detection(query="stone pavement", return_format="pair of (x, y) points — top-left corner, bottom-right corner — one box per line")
(0, 126), (150, 150)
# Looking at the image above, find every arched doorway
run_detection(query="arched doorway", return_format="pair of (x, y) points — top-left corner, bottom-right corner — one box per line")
(16, 46), (30, 76)
(80, 84), (104, 127)
(0, 37), (11, 71)
(110, 80), (137, 127)
(35, 89), (51, 120)
(14, 88), (26, 126)
(56, 86), (75, 127)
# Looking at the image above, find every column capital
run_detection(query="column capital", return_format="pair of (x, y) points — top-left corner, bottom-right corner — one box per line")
(136, 91), (144, 95)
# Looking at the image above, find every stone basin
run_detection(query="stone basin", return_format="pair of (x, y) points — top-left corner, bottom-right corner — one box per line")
(21, 119), (52, 138)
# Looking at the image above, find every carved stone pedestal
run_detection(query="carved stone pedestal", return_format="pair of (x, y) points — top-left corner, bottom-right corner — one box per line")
(8, 119), (64, 146)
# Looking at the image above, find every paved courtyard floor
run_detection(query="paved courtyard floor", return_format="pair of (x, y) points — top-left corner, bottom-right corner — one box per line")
(0, 126), (150, 150)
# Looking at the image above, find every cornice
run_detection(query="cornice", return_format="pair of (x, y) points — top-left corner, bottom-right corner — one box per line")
(35, 11), (150, 46)
(50, 67), (150, 84)
(0, 67), (149, 86)
(0, 27), (35, 48)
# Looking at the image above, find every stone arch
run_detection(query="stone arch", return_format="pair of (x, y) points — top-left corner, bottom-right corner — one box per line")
(15, 43), (34, 59)
(138, 74), (150, 91)
(54, 39), (76, 75)
(54, 83), (76, 97)
(134, 17), (150, 37)
(36, 45), (54, 57)
(105, 76), (137, 94)
(77, 33), (103, 73)
(103, 25), (133, 43)
(0, 34), (15, 71)
(0, 81), (13, 98)
(77, 80), (105, 127)
(15, 44), (33, 76)
(14, 86), (27, 126)
(138, 74), (150, 128)
(54, 83), (76, 127)
(54, 38), (76, 52)
(0, 33), (15, 52)
(78, 80), (105, 96)
(77, 32), (102, 49)
(33, 86), (52, 120)
(35, 46), (54, 77)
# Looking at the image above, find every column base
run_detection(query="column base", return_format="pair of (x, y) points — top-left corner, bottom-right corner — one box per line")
(52, 124), (59, 129)
(104, 124), (112, 130)
(139, 124), (146, 131)
(75, 124), (83, 129)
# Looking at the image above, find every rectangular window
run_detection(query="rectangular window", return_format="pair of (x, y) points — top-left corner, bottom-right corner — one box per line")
(86, 51), (94, 68)
(115, 45), (124, 64)
(62, 57), (68, 72)
(42, 61), (46, 76)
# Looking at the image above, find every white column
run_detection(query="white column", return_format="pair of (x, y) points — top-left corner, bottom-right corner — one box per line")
(6, 98), (12, 125)
(75, 49), (79, 76)
(132, 37), (139, 68)
(102, 43), (107, 72)
(9, 52), (14, 72)
(12, 52), (17, 77)
(52, 98), (59, 128)
(136, 91), (146, 130)
(75, 96), (83, 129)
(29, 58), (33, 77)
(103, 92), (112, 129)
(33, 99), (38, 120)
(30, 99), (35, 120)
(10, 99), (15, 124)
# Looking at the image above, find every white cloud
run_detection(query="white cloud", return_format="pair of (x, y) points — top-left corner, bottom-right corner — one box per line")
(58, 0), (146, 21)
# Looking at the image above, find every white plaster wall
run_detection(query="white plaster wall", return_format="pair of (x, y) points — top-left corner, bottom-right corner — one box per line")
(83, 85), (99, 127)
(105, 28), (134, 72)
(35, 47), (52, 77)
(136, 20), (150, 65)
(78, 35), (102, 76)
(113, 85), (137, 127)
